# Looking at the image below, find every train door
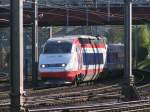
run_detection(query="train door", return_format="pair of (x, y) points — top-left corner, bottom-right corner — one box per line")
(79, 38), (98, 81)
(78, 37), (106, 81)
(76, 46), (82, 72)
(90, 38), (104, 80)
(78, 38), (90, 81)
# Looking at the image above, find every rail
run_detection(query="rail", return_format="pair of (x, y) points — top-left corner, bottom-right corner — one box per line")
(28, 99), (150, 112)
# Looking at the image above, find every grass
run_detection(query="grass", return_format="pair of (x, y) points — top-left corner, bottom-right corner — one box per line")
(137, 58), (150, 71)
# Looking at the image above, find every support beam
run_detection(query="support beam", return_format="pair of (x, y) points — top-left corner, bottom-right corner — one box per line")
(124, 0), (133, 85)
(32, 0), (39, 87)
(10, 0), (24, 111)
(123, 0), (140, 100)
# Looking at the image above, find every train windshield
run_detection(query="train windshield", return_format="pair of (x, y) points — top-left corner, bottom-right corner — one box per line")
(43, 41), (72, 54)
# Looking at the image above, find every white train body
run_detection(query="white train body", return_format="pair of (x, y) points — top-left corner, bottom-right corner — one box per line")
(39, 35), (107, 84)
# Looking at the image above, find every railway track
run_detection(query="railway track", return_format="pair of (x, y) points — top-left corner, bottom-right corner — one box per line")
(28, 99), (150, 112)
(133, 69), (150, 85)
(0, 76), (122, 101)
(0, 72), (9, 82)
(0, 83), (10, 92)
(0, 69), (149, 111)
(1, 100), (150, 112)
(0, 78), (123, 104)
(134, 70), (150, 100)
(25, 84), (122, 108)
(0, 83), (122, 110)
(28, 82), (121, 96)
(137, 83), (150, 100)
(25, 70), (150, 111)
(28, 75), (124, 95)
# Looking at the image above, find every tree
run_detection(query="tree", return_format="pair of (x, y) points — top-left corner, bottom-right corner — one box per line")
(132, 25), (150, 62)
(106, 26), (123, 43)
(138, 25), (150, 48)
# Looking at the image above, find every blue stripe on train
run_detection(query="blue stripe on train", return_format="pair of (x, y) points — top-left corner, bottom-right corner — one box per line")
(83, 53), (103, 65)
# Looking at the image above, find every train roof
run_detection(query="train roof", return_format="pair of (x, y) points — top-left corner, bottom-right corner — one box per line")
(47, 35), (102, 41)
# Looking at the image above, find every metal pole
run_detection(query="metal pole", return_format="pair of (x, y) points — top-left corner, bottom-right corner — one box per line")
(32, 0), (38, 87)
(95, 0), (97, 9)
(66, 4), (69, 34)
(124, 0), (133, 85)
(10, 0), (24, 111)
(107, 0), (110, 22)
(123, 0), (140, 100)
(49, 26), (52, 38)
(134, 25), (138, 68)
(86, 8), (89, 26)
(66, 5), (69, 27)
(25, 58), (28, 83)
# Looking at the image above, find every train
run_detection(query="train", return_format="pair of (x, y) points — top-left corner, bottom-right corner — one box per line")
(39, 35), (124, 85)
(106, 43), (124, 76)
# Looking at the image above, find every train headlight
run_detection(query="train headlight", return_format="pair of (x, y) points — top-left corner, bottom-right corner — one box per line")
(61, 64), (66, 67)
(40, 64), (46, 68)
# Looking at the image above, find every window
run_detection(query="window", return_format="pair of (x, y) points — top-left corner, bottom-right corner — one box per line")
(83, 53), (103, 65)
(91, 38), (106, 44)
(43, 41), (72, 54)
(107, 52), (118, 63)
(79, 38), (105, 45)
(79, 38), (90, 44)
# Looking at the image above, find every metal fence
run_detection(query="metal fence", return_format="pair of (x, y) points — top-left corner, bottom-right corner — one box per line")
(0, 29), (9, 74)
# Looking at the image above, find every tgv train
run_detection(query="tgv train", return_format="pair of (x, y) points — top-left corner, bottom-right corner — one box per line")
(106, 43), (124, 75)
(107, 43), (124, 70)
(39, 35), (107, 84)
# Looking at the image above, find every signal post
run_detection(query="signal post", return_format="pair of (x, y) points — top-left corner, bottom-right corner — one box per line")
(10, 0), (24, 111)
(123, 0), (140, 100)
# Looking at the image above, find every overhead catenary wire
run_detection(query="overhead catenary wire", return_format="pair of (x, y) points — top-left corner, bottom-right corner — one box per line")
(24, 1), (118, 25)
(0, 6), (149, 24)
(0, 3), (110, 25)
(23, 0), (150, 8)
(24, 0), (150, 22)
(0, 0), (149, 21)
(0, 1), (150, 25)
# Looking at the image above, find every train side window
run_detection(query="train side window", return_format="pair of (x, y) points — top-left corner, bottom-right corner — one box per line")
(98, 39), (105, 44)
(83, 53), (103, 65)
(107, 52), (118, 63)
(90, 38), (105, 45)
(79, 38), (106, 45)
(79, 38), (90, 44)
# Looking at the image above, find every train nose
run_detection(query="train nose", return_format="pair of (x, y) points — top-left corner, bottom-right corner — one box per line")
(44, 79), (72, 85)
(40, 63), (67, 68)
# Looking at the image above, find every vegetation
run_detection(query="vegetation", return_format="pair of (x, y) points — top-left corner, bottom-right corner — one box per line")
(132, 25), (150, 63)
(104, 26), (124, 43)
(137, 59), (150, 71)
(138, 25), (150, 48)
(1, 25), (150, 71)
(104, 25), (150, 70)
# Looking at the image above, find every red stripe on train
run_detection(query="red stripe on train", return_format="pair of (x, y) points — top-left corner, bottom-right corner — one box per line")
(40, 68), (103, 81)
(40, 71), (77, 81)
